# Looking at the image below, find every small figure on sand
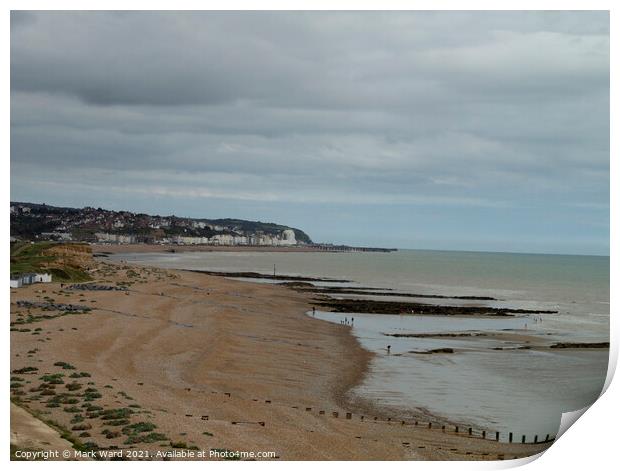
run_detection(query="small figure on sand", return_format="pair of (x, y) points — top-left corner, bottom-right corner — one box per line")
(387, 345), (391, 355)
(351, 317), (354, 324)
(312, 307), (316, 317)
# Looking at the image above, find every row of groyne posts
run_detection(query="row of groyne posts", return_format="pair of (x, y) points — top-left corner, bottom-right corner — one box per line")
(188, 389), (555, 445)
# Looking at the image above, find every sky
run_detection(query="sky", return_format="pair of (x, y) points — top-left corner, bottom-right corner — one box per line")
(10, 11), (609, 255)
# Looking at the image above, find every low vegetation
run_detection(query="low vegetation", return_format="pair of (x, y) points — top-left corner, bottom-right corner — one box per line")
(10, 241), (91, 282)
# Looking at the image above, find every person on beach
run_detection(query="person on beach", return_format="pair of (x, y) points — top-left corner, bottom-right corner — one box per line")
(387, 345), (391, 354)
(312, 307), (316, 316)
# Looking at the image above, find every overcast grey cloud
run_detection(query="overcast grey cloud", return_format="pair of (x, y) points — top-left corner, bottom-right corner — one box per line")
(10, 11), (609, 254)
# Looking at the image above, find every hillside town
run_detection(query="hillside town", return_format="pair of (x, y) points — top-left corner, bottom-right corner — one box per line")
(10, 202), (311, 247)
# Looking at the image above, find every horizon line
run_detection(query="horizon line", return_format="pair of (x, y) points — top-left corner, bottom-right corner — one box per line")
(10, 198), (610, 258)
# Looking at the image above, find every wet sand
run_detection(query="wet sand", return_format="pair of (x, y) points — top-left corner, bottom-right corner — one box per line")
(10, 261), (551, 460)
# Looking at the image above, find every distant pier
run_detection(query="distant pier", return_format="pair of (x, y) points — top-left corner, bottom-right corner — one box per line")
(309, 244), (397, 253)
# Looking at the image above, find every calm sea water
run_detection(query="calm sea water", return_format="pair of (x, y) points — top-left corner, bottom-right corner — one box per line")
(114, 249), (610, 440)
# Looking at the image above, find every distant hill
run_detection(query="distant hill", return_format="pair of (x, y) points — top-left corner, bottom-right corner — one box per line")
(10, 202), (313, 246)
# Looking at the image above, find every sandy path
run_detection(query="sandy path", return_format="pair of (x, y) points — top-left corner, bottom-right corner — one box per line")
(10, 403), (77, 457)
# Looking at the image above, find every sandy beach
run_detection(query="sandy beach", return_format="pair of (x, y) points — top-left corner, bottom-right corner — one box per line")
(10, 257), (552, 460)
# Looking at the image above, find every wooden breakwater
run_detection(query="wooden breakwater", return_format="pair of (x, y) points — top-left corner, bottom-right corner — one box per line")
(190, 388), (555, 447)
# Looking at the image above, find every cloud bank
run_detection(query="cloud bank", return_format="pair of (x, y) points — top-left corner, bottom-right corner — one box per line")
(10, 11), (610, 254)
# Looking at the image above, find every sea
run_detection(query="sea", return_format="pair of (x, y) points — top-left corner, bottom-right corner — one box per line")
(111, 249), (610, 442)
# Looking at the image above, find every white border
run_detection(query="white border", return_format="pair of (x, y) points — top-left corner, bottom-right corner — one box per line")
(3, 2), (616, 470)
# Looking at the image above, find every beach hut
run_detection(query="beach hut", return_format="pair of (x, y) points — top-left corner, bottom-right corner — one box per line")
(10, 277), (23, 288)
(21, 273), (37, 285)
(9, 272), (52, 288)
(35, 273), (52, 283)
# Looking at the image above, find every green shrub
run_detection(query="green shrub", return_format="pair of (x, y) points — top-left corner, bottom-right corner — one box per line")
(40, 374), (64, 384)
(124, 433), (168, 444)
(12, 367), (38, 374)
(71, 415), (85, 424)
(122, 422), (156, 435)
(71, 423), (92, 431)
(103, 419), (130, 426)
(85, 405), (103, 412)
(82, 393), (102, 402)
(69, 372), (91, 378)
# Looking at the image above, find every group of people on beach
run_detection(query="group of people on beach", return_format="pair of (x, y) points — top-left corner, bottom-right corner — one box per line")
(524, 314), (544, 330)
(310, 308), (355, 327)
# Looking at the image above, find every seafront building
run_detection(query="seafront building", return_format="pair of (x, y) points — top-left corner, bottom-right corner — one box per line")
(94, 232), (137, 244)
(94, 228), (298, 246)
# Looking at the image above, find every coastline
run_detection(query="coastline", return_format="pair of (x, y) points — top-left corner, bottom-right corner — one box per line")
(92, 243), (325, 254)
(10, 257), (552, 460)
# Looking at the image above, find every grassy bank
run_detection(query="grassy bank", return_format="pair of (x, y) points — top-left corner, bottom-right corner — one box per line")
(10, 242), (92, 282)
